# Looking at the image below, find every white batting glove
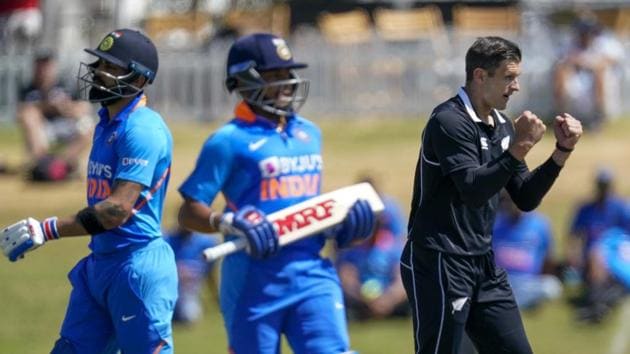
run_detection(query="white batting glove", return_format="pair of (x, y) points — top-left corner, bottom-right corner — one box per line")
(0, 217), (59, 262)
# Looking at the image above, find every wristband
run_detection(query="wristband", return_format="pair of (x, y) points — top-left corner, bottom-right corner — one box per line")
(76, 206), (108, 235)
(555, 142), (574, 153)
(41, 217), (60, 241)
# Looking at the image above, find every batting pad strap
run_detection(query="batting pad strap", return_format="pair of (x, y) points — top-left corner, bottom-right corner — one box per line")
(76, 206), (108, 235)
(41, 217), (60, 241)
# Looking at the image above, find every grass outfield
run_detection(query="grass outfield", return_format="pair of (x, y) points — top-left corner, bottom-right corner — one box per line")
(1, 116), (630, 354)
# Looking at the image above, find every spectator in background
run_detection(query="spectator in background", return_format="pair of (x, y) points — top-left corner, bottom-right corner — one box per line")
(336, 174), (409, 320)
(0, 0), (42, 54)
(553, 15), (624, 131)
(493, 191), (562, 310)
(17, 50), (93, 181)
(573, 226), (629, 323)
(164, 226), (220, 324)
(566, 168), (630, 283)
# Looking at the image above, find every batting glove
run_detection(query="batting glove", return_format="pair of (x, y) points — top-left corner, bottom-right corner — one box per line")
(1, 217), (59, 262)
(335, 199), (376, 248)
(220, 206), (279, 259)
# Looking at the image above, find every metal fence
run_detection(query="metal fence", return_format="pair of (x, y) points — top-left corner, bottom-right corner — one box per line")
(1, 26), (628, 123)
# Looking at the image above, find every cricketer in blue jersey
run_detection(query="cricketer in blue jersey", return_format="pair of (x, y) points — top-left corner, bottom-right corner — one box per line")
(571, 227), (630, 323)
(566, 168), (630, 278)
(0, 29), (177, 354)
(164, 227), (220, 323)
(493, 192), (562, 310)
(598, 227), (630, 289)
(177, 33), (376, 354)
(337, 190), (409, 320)
(566, 168), (630, 288)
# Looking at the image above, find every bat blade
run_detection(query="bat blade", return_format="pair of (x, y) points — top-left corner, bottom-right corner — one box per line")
(202, 182), (384, 262)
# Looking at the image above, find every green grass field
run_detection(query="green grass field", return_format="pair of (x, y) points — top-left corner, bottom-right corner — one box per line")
(1, 116), (630, 354)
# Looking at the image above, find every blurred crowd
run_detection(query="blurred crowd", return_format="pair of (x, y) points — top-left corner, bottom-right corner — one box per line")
(1, 1), (629, 120)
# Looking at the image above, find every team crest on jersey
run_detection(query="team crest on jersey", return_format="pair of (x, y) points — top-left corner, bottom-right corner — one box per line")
(272, 38), (292, 60)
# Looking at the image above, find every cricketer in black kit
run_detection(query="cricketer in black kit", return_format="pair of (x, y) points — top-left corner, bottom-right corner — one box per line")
(401, 36), (583, 354)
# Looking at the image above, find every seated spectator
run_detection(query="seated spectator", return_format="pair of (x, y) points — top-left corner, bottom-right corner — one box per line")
(493, 191), (562, 310)
(164, 226), (220, 324)
(17, 49), (93, 181)
(336, 175), (408, 320)
(566, 168), (630, 283)
(573, 227), (629, 323)
(553, 15), (624, 131)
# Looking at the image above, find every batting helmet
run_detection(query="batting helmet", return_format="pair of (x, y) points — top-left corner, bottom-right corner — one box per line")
(77, 29), (158, 105)
(225, 33), (309, 116)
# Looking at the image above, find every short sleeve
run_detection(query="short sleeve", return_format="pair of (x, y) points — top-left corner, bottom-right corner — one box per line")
(428, 112), (479, 175)
(114, 124), (164, 187)
(179, 131), (235, 205)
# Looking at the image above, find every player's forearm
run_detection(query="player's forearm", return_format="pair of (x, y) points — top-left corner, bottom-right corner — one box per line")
(506, 157), (561, 211)
(93, 198), (134, 229)
(55, 198), (133, 237)
(55, 216), (89, 237)
(451, 151), (520, 207)
(178, 202), (216, 233)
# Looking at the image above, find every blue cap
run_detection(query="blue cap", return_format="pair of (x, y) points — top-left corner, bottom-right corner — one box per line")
(85, 28), (158, 83)
(226, 33), (307, 76)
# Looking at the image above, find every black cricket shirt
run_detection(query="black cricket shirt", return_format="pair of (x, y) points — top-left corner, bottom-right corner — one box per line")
(407, 88), (528, 255)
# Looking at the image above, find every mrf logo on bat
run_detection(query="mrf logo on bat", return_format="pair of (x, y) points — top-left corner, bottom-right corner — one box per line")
(274, 199), (335, 236)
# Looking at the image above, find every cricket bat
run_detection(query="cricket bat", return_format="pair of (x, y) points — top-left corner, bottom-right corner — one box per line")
(202, 182), (385, 262)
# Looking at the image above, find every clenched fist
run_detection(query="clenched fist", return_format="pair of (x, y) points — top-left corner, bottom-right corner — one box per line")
(554, 113), (582, 151)
(509, 111), (546, 160)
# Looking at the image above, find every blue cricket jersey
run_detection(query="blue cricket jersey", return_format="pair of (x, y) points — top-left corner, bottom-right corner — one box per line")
(336, 197), (406, 289)
(179, 102), (337, 324)
(570, 197), (630, 254)
(86, 94), (172, 254)
(598, 227), (630, 289)
(492, 211), (552, 276)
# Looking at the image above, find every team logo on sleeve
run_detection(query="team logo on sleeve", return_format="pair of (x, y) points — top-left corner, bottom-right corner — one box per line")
(122, 157), (149, 166)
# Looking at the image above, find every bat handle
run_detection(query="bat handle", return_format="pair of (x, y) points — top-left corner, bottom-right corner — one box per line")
(203, 238), (247, 262)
